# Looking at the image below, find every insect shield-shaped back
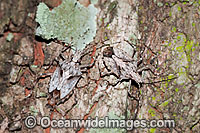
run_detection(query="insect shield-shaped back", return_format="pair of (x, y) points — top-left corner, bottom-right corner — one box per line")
(49, 51), (83, 99)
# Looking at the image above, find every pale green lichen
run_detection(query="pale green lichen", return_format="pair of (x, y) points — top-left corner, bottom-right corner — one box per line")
(195, 82), (200, 88)
(35, 0), (98, 50)
(150, 128), (156, 133)
(91, 0), (98, 4)
(6, 33), (14, 41)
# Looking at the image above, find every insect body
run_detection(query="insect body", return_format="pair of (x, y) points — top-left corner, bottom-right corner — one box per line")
(102, 46), (142, 87)
(49, 50), (89, 99)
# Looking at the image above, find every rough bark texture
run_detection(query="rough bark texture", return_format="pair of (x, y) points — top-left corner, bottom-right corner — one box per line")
(0, 0), (199, 133)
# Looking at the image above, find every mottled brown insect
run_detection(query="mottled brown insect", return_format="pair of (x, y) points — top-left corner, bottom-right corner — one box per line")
(49, 50), (93, 99)
(101, 46), (142, 87)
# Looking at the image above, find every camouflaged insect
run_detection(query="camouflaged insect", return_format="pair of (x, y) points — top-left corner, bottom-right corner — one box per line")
(101, 46), (142, 87)
(49, 50), (89, 99)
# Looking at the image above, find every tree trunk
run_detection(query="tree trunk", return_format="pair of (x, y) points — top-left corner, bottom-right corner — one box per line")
(0, 0), (199, 133)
